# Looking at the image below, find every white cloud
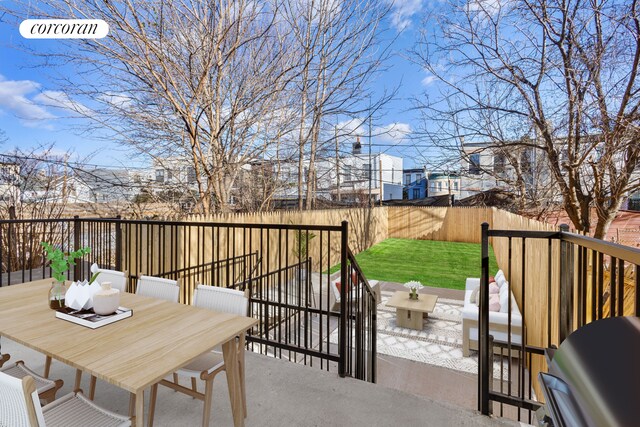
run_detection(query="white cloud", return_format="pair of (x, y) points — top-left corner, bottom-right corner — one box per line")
(421, 75), (437, 86)
(34, 90), (91, 116)
(375, 122), (412, 143)
(336, 118), (367, 136)
(468, 0), (505, 18)
(387, 0), (424, 32)
(98, 92), (134, 109)
(336, 119), (412, 145)
(0, 75), (56, 124)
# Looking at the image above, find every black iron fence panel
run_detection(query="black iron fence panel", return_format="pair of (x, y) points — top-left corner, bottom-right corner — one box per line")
(0, 217), (376, 382)
(478, 224), (640, 422)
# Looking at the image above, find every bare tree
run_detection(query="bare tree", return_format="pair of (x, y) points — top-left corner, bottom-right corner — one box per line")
(280, 0), (393, 209)
(0, 143), (74, 272)
(6, 0), (298, 214)
(414, 0), (640, 238)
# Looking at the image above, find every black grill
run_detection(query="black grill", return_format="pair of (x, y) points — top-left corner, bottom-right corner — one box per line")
(539, 316), (640, 427)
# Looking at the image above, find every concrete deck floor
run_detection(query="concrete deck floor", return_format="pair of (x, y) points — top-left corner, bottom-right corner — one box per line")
(2, 338), (519, 427)
(376, 282), (533, 424)
(377, 282), (474, 407)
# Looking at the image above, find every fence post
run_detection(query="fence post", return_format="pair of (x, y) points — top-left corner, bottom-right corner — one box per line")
(479, 222), (491, 415)
(115, 215), (122, 272)
(339, 220), (348, 378)
(73, 216), (81, 281)
(559, 224), (573, 343)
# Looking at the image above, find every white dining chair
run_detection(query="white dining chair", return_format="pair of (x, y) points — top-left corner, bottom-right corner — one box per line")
(91, 264), (129, 293)
(136, 275), (180, 302)
(147, 285), (249, 427)
(0, 359), (63, 404)
(0, 371), (131, 427)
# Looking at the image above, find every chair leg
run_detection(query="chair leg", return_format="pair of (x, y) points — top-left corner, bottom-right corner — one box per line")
(202, 378), (214, 427)
(0, 353), (10, 368)
(148, 384), (158, 427)
(39, 379), (63, 404)
(173, 372), (179, 386)
(192, 377), (198, 394)
(44, 356), (52, 378)
(89, 375), (97, 400)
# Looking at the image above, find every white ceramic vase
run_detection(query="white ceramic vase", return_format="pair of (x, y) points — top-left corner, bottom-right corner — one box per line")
(92, 282), (120, 315)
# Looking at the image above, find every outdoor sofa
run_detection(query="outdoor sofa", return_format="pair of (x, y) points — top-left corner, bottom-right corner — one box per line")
(462, 271), (522, 357)
(330, 274), (380, 312)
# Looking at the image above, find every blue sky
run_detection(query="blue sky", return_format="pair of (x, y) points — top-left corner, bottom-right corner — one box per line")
(0, 1), (434, 169)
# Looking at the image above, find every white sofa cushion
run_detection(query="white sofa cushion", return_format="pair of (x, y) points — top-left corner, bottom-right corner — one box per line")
(463, 278), (522, 326)
(498, 282), (509, 313)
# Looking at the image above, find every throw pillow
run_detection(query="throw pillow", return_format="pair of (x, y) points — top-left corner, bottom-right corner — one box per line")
(495, 270), (505, 283)
(489, 294), (501, 312)
(489, 282), (499, 294)
(499, 282), (509, 313)
(470, 286), (480, 306)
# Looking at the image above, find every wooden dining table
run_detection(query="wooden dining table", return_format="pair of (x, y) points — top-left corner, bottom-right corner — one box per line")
(0, 278), (258, 427)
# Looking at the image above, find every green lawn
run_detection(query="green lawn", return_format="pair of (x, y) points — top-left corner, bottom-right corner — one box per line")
(337, 238), (499, 290)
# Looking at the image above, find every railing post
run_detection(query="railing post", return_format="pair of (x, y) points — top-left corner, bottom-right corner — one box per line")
(339, 220), (348, 378)
(479, 222), (491, 415)
(73, 216), (81, 281)
(559, 224), (573, 343)
(115, 215), (122, 272)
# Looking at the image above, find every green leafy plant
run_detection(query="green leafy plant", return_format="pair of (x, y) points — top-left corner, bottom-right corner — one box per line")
(292, 226), (316, 260)
(40, 242), (91, 282)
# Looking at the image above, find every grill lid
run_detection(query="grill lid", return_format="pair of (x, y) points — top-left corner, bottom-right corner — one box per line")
(540, 316), (640, 427)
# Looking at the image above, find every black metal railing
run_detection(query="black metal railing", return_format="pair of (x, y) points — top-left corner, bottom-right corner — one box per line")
(342, 247), (377, 382)
(0, 217), (376, 382)
(478, 223), (640, 421)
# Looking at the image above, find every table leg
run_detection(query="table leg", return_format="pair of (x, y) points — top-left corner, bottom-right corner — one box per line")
(238, 335), (247, 418)
(135, 390), (144, 427)
(396, 308), (423, 330)
(222, 338), (244, 427)
(74, 369), (83, 390)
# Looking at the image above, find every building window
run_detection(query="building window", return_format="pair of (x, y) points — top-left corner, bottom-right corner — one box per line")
(364, 163), (372, 179)
(155, 169), (164, 183)
(454, 181), (458, 191)
(469, 153), (481, 175)
(405, 174), (411, 185)
(494, 154), (506, 174)
(431, 181), (436, 189)
(187, 167), (196, 183)
(438, 182), (442, 191)
(412, 189), (420, 199)
(343, 166), (351, 181)
(416, 173), (422, 181)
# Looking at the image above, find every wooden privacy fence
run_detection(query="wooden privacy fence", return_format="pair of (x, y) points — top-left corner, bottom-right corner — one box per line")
(387, 206), (494, 242)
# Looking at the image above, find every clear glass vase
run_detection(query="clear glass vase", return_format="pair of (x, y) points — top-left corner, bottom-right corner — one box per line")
(48, 280), (67, 310)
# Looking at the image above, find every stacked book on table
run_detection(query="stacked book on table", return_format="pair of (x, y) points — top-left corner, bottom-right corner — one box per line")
(55, 307), (133, 329)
